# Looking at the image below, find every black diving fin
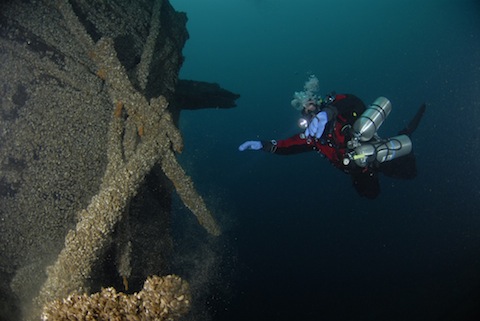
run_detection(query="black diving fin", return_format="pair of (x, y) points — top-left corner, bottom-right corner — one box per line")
(399, 103), (426, 136)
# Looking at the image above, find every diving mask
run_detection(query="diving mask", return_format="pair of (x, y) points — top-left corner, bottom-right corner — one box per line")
(297, 102), (320, 129)
(296, 92), (336, 129)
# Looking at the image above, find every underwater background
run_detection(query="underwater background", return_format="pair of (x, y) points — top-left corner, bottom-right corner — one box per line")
(171, 0), (480, 320)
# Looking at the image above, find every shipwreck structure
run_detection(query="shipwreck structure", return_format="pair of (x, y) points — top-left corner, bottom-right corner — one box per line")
(0, 0), (238, 320)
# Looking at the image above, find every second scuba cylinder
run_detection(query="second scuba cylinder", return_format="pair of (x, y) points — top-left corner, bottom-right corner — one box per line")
(352, 134), (412, 167)
(353, 97), (392, 142)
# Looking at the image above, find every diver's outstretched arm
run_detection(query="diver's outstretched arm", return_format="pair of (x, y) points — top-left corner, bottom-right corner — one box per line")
(399, 103), (426, 136)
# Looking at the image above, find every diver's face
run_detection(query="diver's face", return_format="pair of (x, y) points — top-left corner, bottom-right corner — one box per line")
(303, 102), (317, 113)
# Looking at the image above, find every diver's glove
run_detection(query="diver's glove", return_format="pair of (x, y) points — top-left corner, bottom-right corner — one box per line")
(305, 111), (328, 138)
(238, 141), (263, 151)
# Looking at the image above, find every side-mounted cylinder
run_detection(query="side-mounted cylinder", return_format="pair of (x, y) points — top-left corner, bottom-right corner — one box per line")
(352, 134), (412, 167)
(353, 96), (392, 142)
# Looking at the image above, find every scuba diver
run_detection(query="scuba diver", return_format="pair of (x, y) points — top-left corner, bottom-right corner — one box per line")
(238, 75), (426, 199)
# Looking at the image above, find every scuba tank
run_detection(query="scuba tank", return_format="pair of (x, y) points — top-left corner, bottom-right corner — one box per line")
(341, 96), (414, 168)
(347, 134), (412, 167)
(353, 97), (392, 141)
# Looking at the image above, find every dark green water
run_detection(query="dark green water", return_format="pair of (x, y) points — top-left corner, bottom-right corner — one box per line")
(172, 1), (480, 320)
